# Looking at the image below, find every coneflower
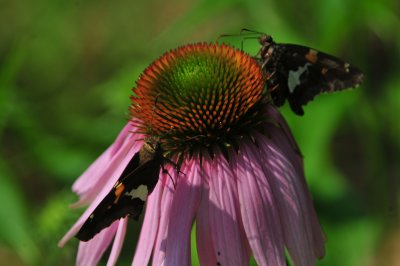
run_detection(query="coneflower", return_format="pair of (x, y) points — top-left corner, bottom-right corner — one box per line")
(59, 42), (325, 266)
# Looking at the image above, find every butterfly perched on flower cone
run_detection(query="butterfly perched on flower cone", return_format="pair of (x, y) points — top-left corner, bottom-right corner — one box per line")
(76, 137), (165, 241)
(252, 30), (364, 115)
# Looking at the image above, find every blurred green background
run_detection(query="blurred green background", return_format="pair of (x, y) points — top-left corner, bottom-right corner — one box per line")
(1, 0), (399, 265)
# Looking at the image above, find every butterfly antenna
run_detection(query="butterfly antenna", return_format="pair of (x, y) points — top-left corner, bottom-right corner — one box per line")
(240, 28), (264, 36)
(216, 33), (238, 43)
(218, 29), (265, 52)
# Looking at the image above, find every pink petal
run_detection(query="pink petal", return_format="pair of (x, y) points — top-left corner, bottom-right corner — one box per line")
(72, 123), (136, 195)
(265, 105), (302, 157)
(196, 185), (218, 266)
(195, 154), (219, 265)
(205, 155), (250, 266)
(107, 218), (128, 266)
(71, 126), (144, 207)
(266, 111), (325, 259)
(76, 221), (119, 266)
(72, 145), (114, 197)
(163, 159), (202, 266)
(232, 142), (286, 266)
(151, 165), (178, 266)
(109, 122), (138, 156)
(257, 127), (323, 266)
(267, 126), (325, 259)
(132, 174), (165, 266)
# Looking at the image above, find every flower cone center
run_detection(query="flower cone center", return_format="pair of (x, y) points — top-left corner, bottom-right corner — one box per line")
(131, 43), (267, 156)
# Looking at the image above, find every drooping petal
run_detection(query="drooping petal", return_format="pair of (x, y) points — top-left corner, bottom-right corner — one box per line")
(205, 154), (250, 266)
(196, 184), (218, 266)
(107, 218), (128, 266)
(265, 105), (302, 158)
(257, 126), (324, 266)
(266, 124), (325, 259)
(267, 106), (325, 259)
(109, 122), (139, 156)
(232, 141), (286, 266)
(151, 164), (178, 266)
(71, 124), (144, 207)
(76, 221), (119, 266)
(308, 203), (325, 259)
(195, 154), (219, 265)
(162, 159), (202, 266)
(58, 142), (142, 247)
(72, 145), (114, 197)
(72, 123), (137, 195)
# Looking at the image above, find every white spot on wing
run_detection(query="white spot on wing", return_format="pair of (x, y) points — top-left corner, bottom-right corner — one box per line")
(344, 62), (350, 72)
(288, 63), (311, 93)
(125, 185), (148, 201)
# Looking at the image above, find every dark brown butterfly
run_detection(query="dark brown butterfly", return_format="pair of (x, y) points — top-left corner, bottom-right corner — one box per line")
(254, 31), (364, 115)
(75, 136), (165, 241)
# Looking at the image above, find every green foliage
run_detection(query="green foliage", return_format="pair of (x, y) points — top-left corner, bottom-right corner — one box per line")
(0, 0), (399, 265)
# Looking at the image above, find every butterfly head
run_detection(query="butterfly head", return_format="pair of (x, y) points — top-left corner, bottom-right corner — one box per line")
(258, 34), (278, 67)
(259, 34), (274, 47)
(143, 136), (163, 154)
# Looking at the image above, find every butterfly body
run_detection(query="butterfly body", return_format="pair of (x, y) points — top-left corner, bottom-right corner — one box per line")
(258, 34), (364, 115)
(76, 137), (164, 241)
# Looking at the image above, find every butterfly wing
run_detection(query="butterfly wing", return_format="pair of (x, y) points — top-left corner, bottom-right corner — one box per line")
(75, 151), (162, 241)
(268, 44), (364, 115)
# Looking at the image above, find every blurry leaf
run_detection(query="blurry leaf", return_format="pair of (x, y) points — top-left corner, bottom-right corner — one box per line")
(0, 245), (25, 266)
(33, 136), (97, 181)
(383, 78), (400, 141)
(0, 38), (25, 135)
(95, 64), (146, 114)
(362, 0), (400, 37)
(37, 191), (79, 238)
(318, 219), (381, 266)
(7, 93), (105, 181)
(245, 0), (290, 35)
(315, 0), (349, 46)
(35, 191), (78, 266)
(0, 161), (38, 264)
(0, 36), (37, 265)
